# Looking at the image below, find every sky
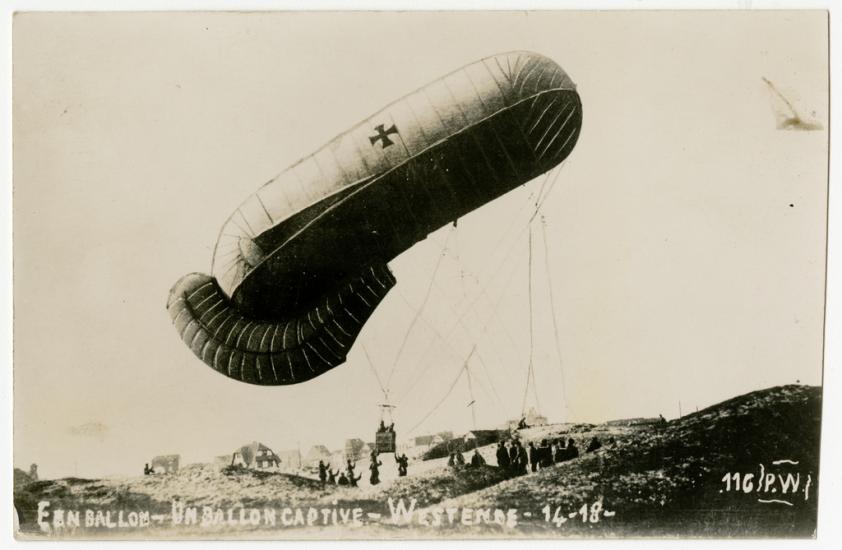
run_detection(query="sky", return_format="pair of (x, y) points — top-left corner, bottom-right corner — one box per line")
(12, 11), (828, 479)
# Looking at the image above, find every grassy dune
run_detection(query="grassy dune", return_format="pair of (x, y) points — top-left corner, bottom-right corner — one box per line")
(14, 384), (820, 539)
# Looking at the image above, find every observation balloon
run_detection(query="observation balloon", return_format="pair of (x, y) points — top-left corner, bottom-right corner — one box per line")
(167, 51), (583, 385)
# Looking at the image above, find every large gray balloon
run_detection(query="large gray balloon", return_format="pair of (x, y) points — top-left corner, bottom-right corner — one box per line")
(168, 51), (582, 385)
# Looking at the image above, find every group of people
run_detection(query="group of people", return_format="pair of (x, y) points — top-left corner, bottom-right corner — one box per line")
(318, 458), (362, 489)
(317, 450), (410, 489)
(313, 430), (609, 488)
(495, 439), (530, 475)
(369, 450), (411, 484)
(447, 448), (486, 469)
(495, 435), (602, 476)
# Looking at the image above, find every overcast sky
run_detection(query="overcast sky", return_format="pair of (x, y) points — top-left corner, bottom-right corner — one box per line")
(13, 11), (828, 479)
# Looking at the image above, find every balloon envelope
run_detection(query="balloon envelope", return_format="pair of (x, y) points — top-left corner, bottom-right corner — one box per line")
(168, 51), (583, 386)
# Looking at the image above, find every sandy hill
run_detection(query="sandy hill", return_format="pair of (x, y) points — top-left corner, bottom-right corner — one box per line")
(435, 384), (821, 537)
(14, 384), (820, 538)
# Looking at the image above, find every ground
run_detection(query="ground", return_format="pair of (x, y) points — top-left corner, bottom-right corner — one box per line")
(13, 384), (821, 539)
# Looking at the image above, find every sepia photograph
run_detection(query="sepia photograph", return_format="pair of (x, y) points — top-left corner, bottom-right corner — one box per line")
(9, 7), (832, 541)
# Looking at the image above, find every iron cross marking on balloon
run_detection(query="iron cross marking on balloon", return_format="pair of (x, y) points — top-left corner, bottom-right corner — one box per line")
(369, 124), (399, 148)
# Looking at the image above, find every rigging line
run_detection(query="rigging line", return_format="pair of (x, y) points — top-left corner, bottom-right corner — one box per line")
(396, 165), (565, 408)
(399, 214), (559, 431)
(360, 342), (387, 398)
(388, 305), (462, 404)
(465, 364), (477, 430)
(418, 255), (522, 369)
(445, 168), (554, 299)
(451, 244), (503, 409)
(532, 164), (555, 211)
(519, 164), (567, 417)
(389, 293), (471, 406)
(533, 168), (558, 216)
(521, 223), (535, 416)
(390, 286), (477, 373)
(431, 277), (525, 367)
(471, 363), (507, 420)
(443, 164), (561, 324)
(394, 327), (505, 416)
(424, 248), (529, 407)
(530, 363), (542, 415)
(473, 166), (562, 420)
(401, 170), (554, 376)
(447, 218), (508, 406)
(385, 225), (455, 390)
(405, 352), (472, 436)
(401, 328), (508, 422)
(472, 351), (508, 413)
(541, 214), (570, 413)
(399, 210), (528, 371)
(422, 277), (515, 415)
(393, 246), (527, 405)
(452, 218), (467, 300)
(403, 163), (571, 424)
(433, 223), (530, 346)
(421, 256), (517, 405)
(388, 231), (522, 408)
(528, 162), (565, 225)
(470, 351), (510, 415)
(527, 221), (535, 406)
(520, 375), (531, 418)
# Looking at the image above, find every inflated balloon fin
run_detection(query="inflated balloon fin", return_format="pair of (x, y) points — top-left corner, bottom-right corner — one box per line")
(167, 263), (396, 385)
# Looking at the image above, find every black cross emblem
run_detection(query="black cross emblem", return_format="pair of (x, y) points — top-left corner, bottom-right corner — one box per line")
(369, 123), (399, 148)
